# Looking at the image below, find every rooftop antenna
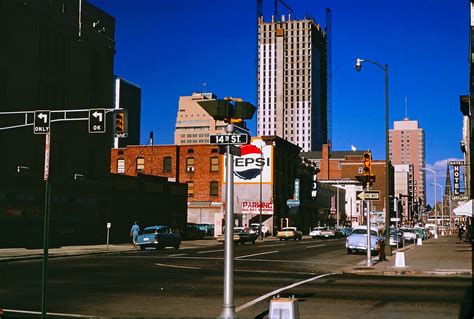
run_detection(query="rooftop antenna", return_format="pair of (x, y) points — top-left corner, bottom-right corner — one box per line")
(202, 82), (207, 94)
(404, 96), (408, 119)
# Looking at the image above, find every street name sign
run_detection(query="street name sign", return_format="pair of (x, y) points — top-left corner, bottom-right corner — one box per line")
(286, 199), (300, 207)
(210, 134), (248, 145)
(89, 109), (106, 133)
(218, 145), (241, 157)
(34, 110), (50, 134)
(356, 190), (380, 201)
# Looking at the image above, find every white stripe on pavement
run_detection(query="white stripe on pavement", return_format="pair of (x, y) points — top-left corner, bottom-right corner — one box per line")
(235, 250), (279, 259)
(235, 272), (336, 313)
(3, 309), (93, 318)
(197, 249), (225, 254)
(306, 244), (326, 248)
(155, 263), (201, 270)
(168, 253), (187, 257)
(259, 243), (285, 248)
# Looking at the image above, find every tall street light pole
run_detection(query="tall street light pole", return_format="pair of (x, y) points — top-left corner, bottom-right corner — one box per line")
(421, 167), (438, 239)
(433, 182), (444, 235)
(355, 58), (391, 257)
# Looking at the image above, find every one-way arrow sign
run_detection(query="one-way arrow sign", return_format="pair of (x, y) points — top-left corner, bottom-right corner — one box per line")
(89, 109), (106, 133)
(356, 190), (380, 201)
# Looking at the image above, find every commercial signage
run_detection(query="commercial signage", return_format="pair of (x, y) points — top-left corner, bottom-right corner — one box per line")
(241, 201), (273, 214)
(450, 161), (466, 199)
(224, 138), (272, 184)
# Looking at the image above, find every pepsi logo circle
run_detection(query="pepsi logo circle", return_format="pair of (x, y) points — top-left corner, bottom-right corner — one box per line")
(234, 144), (269, 180)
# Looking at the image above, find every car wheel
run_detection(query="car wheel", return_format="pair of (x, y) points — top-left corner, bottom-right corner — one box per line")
(252, 240), (256, 244)
(140, 246), (146, 251)
(174, 243), (180, 250)
(294, 237), (297, 241)
(347, 248), (352, 254)
(279, 238), (282, 241)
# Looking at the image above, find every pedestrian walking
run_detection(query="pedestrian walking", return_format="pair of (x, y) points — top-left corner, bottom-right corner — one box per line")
(130, 221), (140, 247)
(457, 224), (464, 241)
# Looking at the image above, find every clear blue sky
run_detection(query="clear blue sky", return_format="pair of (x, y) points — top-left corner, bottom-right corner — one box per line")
(90, 0), (468, 207)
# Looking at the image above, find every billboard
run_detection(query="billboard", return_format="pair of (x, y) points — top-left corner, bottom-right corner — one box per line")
(223, 138), (273, 184)
(450, 160), (468, 200)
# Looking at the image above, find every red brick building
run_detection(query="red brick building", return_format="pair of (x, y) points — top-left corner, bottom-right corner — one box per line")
(111, 144), (224, 227)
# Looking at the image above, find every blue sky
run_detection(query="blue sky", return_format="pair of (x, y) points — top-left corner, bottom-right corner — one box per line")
(90, 0), (468, 206)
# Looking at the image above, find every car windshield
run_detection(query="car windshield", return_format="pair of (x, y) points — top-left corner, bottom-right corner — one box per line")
(143, 227), (167, 234)
(351, 229), (378, 236)
(282, 227), (295, 231)
(403, 229), (416, 233)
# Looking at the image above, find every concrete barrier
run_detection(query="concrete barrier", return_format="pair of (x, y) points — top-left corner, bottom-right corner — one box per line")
(395, 251), (406, 267)
(269, 295), (300, 319)
(416, 238), (423, 245)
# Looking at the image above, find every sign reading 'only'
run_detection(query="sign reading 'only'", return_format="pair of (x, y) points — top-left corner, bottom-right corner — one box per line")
(34, 110), (50, 134)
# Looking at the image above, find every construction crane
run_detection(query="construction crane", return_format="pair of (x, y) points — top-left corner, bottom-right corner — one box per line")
(274, 0), (294, 17)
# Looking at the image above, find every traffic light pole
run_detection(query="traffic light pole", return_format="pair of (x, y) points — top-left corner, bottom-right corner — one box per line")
(365, 183), (373, 267)
(41, 132), (51, 319)
(220, 132), (237, 319)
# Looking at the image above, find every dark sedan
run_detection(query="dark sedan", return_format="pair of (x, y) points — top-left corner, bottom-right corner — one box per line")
(217, 227), (258, 244)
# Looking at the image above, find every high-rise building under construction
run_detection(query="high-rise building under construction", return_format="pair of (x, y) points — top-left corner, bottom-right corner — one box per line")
(257, 15), (328, 151)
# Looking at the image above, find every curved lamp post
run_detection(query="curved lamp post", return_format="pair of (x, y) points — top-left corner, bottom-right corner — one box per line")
(421, 167), (438, 238)
(355, 58), (391, 256)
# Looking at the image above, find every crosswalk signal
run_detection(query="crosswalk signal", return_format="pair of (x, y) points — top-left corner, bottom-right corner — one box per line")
(363, 151), (372, 176)
(114, 110), (128, 138)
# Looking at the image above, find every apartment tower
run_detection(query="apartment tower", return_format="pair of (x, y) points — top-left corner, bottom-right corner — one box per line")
(389, 118), (426, 207)
(174, 93), (226, 145)
(257, 15), (327, 152)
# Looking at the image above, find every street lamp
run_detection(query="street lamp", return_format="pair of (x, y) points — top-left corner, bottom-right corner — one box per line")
(433, 182), (445, 235)
(355, 58), (391, 256)
(420, 167), (438, 238)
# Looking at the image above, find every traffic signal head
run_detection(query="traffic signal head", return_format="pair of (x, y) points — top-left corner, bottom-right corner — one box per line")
(363, 151), (372, 176)
(114, 110), (128, 138)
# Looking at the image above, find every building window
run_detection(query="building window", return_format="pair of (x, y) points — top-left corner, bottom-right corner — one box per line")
(210, 181), (219, 197)
(187, 182), (194, 197)
(137, 157), (145, 173)
(338, 161), (342, 170)
(117, 158), (125, 174)
(186, 157), (195, 172)
(163, 156), (172, 173)
(210, 156), (219, 172)
(187, 148), (194, 154)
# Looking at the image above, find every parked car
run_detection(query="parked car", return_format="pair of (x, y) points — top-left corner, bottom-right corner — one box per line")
(310, 226), (335, 239)
(336, 226), (352, 237)
(276, 227), (303, 240)
(136, 225), (181, 250)
(346, 226), (384, 255)
(181, 223), (205, 240)
(217, 227), (258, 244)
(400, 227), (417, 243)
(250, 223), (269, 237)
(389, 229), (404, 248)
(198, 223), (214, 236)
(414, 226), (429, 240)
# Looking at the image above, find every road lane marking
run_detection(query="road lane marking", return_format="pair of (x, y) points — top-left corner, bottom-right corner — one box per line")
(235, 269), (316, 275)
(197, 249), (225, 254)
(168, 253), (187, 257)
(259, 243), (285, 248)
(235, 250), (279, 259)
(3, 309), (92, 318)
(235, 272), (337, 313)
(306, 244), (326, 248)
(155, 263), (201, 270)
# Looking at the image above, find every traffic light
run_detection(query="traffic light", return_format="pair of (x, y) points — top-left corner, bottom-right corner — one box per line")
(363, 151), (372, 176)
(114, 109), (128, 138)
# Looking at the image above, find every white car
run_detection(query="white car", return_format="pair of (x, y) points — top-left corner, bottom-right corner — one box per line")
(310, 227), (335, 239)
(401, 227), (417, 242)
(346, 226), (384, 254)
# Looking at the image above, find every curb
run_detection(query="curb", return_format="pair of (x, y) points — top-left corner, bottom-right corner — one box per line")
(342, 267), (473, 278)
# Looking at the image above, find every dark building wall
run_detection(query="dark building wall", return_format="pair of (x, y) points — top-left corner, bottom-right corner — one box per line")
(0, 0), (116, 179)
(115, 77), (141, 148)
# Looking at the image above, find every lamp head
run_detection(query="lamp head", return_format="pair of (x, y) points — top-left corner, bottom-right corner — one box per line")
(355, 58), (363, 72)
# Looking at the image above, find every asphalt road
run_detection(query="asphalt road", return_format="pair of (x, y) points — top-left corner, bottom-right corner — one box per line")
(0, 238), (471, 318)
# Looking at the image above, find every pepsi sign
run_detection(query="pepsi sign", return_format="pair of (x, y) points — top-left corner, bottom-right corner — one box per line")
(223, 138), (272, 184)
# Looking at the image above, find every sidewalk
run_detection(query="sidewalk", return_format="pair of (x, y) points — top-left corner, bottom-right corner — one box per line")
(0, 238), (221, 263)
(342, 234), (472, 277)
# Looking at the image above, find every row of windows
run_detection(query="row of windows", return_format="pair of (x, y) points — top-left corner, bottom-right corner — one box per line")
(187, 181), (219, 197)
(116, 155), (220, 174)
(180, 139), (210, 144)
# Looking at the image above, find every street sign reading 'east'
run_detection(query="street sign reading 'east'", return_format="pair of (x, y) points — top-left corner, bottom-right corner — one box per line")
(210, 134), (248, 145)
(88, 109), (106, 133)
(34, 110), (50, 134)
(356, 190), (380, 201)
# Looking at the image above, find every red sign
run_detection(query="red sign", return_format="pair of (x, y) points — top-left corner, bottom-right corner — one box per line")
(241, 201), (273, 214)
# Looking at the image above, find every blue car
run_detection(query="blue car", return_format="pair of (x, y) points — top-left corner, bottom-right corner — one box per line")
(346, 226), (384, 255)
(136, 225), (181, 251)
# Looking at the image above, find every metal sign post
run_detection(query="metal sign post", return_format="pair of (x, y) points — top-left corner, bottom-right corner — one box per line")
(41, 132), (51, 319)
(106, 222), (111, 251)
(220, 127), (237, 319)
(365, 184), (373, 267)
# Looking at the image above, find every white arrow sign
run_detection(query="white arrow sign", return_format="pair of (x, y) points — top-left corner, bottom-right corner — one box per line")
(38, 113), (48, 123)
(92, 111), (103, 122)
(356, 190), (380, 201)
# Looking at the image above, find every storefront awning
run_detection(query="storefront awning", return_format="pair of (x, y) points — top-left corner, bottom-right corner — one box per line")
(453, 199), (472, 217)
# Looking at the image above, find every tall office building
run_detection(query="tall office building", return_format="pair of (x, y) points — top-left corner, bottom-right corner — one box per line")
(114, 77), (141, 148)
(257, 15), (328, 152)
(174, 93), (226, 145)
(389, 118), (426, 207)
